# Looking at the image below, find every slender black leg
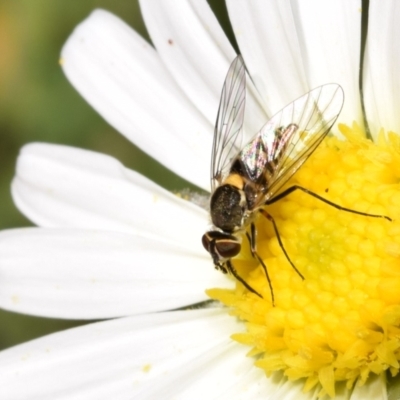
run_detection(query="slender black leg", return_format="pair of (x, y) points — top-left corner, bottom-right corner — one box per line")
(244, 222), (275, 305)
(246, 223), (257, 257)
(259, 209), (304, 280)
(253, 253), (274, 306)
(266, 185), (392, 221)
(226, 260), (263, 299)
(209, 236), (264, 300)
(245, 233), (253, 257)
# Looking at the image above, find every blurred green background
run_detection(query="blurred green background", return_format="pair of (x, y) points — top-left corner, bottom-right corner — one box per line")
(0, 1), (232, 350)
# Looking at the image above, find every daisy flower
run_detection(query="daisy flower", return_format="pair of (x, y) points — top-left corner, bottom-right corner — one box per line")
(0, 1), (400, 398)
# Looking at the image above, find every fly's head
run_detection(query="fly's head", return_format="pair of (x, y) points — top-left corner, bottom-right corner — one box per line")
(201, 230), (241, 270)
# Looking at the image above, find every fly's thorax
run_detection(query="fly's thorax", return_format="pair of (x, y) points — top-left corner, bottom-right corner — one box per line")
(230, 159), (268, 211)
(210, 176), (247, 232)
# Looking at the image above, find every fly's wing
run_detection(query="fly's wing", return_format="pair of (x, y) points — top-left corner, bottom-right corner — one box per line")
(211, 55), (246, 191)
(240, 84), (344, 202)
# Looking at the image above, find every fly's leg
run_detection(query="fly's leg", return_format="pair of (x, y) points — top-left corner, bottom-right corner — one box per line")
(245, 223), (257, 257)
(207, 233), (264, 300)
(225, 260), (263, 300)
(266, 185), (392, 221)
(260, 184), (392, 285)
(259, 209), (305, 280)
(245, 222), (275, 306)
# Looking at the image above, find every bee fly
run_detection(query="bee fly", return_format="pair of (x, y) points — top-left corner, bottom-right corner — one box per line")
(202, 55), (391, 305)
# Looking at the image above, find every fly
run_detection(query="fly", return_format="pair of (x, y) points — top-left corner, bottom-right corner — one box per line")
(202, 55), (391, 305)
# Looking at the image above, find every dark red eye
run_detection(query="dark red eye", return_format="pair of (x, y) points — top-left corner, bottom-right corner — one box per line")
(215, 239), (240, 258)
(202, 234), (211, 252)
(202, 231), (241, 259)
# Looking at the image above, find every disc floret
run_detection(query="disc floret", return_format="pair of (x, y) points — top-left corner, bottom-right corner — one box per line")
(208, 124), (400, 398)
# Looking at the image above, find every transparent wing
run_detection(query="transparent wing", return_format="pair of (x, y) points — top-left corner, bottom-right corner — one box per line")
(240, 84), (344, 202)
(211, 55), (246, 191)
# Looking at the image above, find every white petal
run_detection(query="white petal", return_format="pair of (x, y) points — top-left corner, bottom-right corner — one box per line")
(61, 9), (211, 190)
(387, 375), (400, 400)
(363, 0), (400, 138)
(140, 0), (269, 143)
(0, 228), (230, 318)
(350, 374), (387, 399)
(265, 379), (319, 400)
(227, 0), (308, 111)
(12, 143), (208, 251)
(139, 0), (236, 125)
(0, 309), (311, 400)
(228, 0), (362, 128)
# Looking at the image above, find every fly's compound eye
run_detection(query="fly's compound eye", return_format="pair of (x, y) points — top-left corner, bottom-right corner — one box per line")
(202, 231), (241, 260)
(216, 238), (241, 258)
(202, 234), (211, 253)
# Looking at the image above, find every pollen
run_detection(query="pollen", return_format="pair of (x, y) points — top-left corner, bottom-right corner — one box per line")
(207, 124), (400, 398)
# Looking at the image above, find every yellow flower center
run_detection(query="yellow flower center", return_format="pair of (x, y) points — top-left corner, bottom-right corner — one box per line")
(207, 123), (400, 398)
